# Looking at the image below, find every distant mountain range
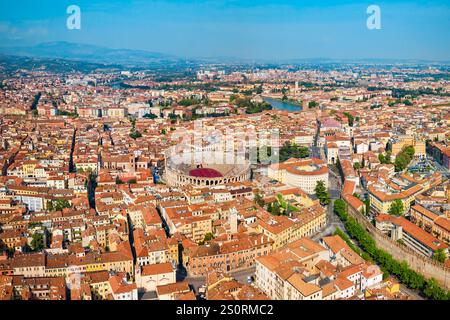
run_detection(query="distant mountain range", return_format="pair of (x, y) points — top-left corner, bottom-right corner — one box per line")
(0, 41), (448, 68)
(0, 41), (181, 66)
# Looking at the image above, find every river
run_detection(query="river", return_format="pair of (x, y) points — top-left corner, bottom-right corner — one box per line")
(262, 97), (303, 111)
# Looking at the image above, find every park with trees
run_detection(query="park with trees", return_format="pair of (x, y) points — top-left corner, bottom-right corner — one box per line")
(279, 142), (310, 162)
(47, 199), (71, 212)
(394, 146), (415, 172)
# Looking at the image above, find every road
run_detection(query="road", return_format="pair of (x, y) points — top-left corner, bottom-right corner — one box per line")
(429, 157), (450, 180)
(310, 127), (428, 300)
(399, 284), (424, 300)
(311, 126), (346, 237)
(311, 146), (321, 159)
(313, 165), (346, 240)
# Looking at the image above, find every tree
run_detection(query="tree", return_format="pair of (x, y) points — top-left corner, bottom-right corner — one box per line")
(343, 112), (354, 127)
(432, 249), (447, 263)
(385, 151), (392, 163)
(56, 110), (78, 117)
(54, 199), (70, 211)
(308, 101), (318, 108)
(404, 146), (415, 158)
(178, 98), (201, 106)
(378, 152), (392, 164)
(204, 232), (214, 242)
(254, 192), (265, 207)
(230, 95), (272, 114)
(143, 113), (157, 119)
(31, 233), (44, 251)
(279, 142), (309, 162)
(333, 197), (450, 300)
(394, 155), (408, 171)
(424, 278), (447, 300)
(364, 198), (371, 216)
(272, 202), (281, 216)
(315, 180), (330, 205)
(256, 146), (272, 164)
(256, 84), (263, 94)
(394, 155), (407, 171)
(129, 130), (142, 139)
(394, 146), (415, 172)
(47, 201), (53, 212)
(277, 194), (286, 210)
(48, 199), (70, 212)
(388, 199), (404, 216)
(28, 222), (43, 229)
(333, 199), (347, 215)
(404, 99), (413, 106)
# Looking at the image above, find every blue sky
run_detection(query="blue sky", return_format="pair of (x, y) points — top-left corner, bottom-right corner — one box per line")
(0, 0), (449, 61)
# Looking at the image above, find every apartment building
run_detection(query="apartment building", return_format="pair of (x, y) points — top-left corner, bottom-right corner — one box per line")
(375, 214), (448, 258)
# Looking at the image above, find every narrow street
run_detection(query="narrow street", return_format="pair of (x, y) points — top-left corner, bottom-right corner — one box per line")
(87, 173), (97, 209)
(68, 128), (77, 173)
(311, 121), (346, 240)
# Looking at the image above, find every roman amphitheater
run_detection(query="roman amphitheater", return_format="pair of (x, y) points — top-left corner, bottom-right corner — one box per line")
(164, 147), (251, 187)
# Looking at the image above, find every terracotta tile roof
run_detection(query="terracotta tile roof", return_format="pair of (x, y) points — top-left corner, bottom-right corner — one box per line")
(342, 194), (364, 210)
(141, 263), (174, 276)
(411, 204), (439, 221)
(156, 281), (190, 296)
(287, 273), (321, 297)
(394, 217), (448, 251)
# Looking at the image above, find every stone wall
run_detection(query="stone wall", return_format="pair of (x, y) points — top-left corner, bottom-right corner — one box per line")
(345, 199), (450, 290)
